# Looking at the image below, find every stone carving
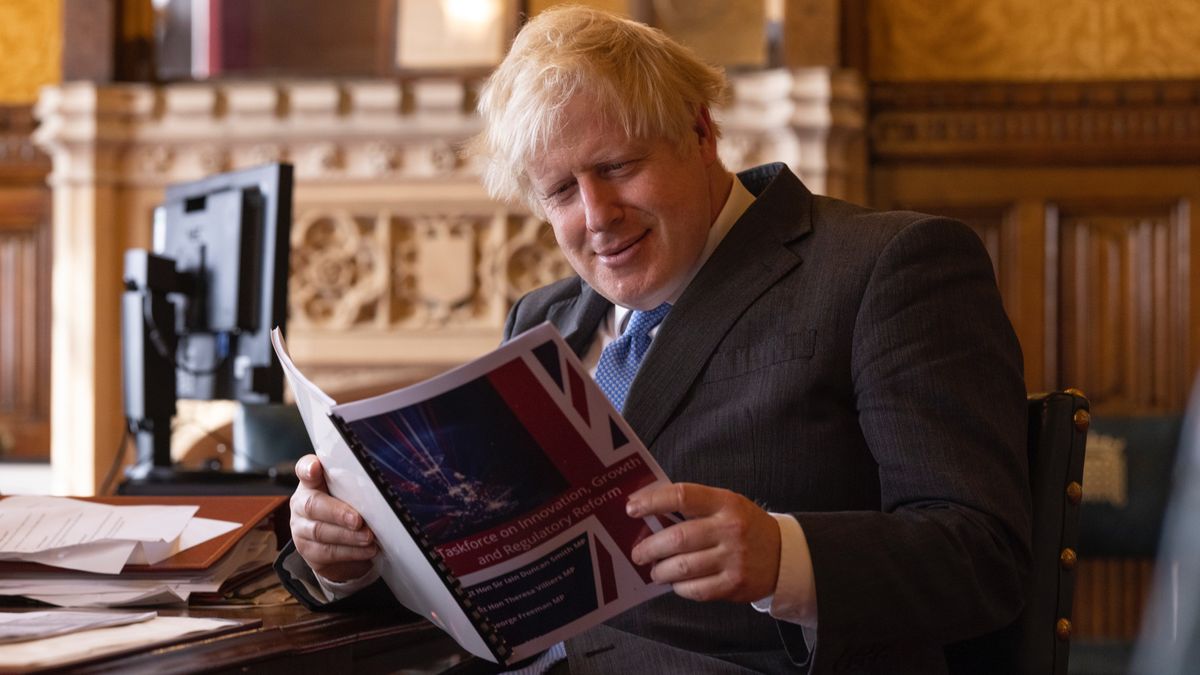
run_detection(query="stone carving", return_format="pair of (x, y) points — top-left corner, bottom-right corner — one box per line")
(411, 215), (484, 326)
(289, 209), (390, 330)
(496, 215), (572, 302)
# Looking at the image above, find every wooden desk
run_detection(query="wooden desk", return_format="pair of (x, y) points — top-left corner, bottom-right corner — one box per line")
(25, 604), (469, 675)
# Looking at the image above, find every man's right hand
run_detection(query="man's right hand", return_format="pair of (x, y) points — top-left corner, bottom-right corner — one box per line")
(290, 454), (378, 582)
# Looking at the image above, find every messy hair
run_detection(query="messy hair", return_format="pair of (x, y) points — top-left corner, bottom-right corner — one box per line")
(467, 5), (728, 216)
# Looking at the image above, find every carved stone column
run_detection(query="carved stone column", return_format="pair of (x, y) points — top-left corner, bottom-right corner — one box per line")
(33, 84), (146, 494)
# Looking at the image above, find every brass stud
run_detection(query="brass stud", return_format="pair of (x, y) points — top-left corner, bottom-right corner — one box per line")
(1056, 618), (1072, 641)
(1066, 481), (1083, 505)
(1074, 409), (1090, 433)
(1060, 548), (1077, 571)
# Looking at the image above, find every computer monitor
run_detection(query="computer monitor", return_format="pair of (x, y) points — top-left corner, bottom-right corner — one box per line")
(121, 162), (293, 479)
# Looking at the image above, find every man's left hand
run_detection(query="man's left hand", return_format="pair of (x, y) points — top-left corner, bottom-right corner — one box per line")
(627, 482), (782, 603)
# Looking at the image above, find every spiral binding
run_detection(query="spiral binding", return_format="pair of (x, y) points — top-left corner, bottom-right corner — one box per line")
(329, 413), (513, 663)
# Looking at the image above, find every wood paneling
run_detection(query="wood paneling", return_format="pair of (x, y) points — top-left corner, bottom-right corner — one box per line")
(1057, 202), (1194, 413)
(1073, 557), (1155, 640)
(870, 81), (1200, 414)
(0, 106), (51, 461)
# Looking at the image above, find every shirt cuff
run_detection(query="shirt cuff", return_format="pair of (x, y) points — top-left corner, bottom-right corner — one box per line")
(308, 563), (381, 602)
(751, 513), (818, 628)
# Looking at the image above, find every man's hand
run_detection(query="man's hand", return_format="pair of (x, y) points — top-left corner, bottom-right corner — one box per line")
(290, 454), (378, 582)
(627, 482), (781, 603)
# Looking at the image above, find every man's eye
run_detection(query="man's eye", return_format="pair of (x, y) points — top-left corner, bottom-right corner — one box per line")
(544, 182), (575, 202)
(601, 161), (629, 174)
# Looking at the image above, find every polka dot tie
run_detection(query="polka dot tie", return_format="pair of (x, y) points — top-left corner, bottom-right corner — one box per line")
(594, 302), (672, 412)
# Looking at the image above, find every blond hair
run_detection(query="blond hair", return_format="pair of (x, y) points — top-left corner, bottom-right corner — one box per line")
(468, 5), (728, 216)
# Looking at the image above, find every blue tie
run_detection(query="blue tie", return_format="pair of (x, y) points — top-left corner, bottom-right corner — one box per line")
(594, 303), (671, 412)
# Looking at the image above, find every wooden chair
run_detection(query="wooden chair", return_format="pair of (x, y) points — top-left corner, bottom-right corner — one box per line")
(948, 390), (1090, 674)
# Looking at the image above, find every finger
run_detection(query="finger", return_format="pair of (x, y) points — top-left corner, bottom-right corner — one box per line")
(299, 516), (376, 547)
(292, 488), (366, 531)
(647, 549), (724, 586)
(631, 519), (720, 565)
(626, 482), (724, 519)
(670, 573), (750, 603)
(295, 537), (379, 566)
(295, 454), (326, 489)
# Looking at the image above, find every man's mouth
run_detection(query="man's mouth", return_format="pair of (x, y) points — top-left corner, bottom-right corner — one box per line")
(595, 230), (649, 262)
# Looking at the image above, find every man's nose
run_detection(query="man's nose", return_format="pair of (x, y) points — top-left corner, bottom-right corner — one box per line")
(580, 178), (621, 231)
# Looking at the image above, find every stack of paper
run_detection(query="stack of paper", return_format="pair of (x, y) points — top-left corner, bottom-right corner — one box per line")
(0, 496), (282, 607)
(0, 613), (249, 672)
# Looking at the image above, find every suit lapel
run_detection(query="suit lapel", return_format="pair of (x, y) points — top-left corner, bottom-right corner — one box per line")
(622, 167), (814, 447)
(546, 280), (610, 358)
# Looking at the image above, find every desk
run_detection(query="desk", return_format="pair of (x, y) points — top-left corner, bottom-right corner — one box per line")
(20, 604), (468, 675)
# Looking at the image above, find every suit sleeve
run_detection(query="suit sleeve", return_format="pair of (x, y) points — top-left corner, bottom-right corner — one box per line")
(792, 217), (1032, 671)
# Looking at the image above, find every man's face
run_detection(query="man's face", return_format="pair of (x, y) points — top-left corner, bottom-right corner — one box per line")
(527, 98), (722, 310)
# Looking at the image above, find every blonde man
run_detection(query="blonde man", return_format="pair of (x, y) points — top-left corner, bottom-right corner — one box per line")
(281, 7), (1030, 674)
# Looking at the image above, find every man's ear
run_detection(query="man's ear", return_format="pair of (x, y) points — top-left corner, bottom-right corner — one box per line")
(693, 106), (719, 164)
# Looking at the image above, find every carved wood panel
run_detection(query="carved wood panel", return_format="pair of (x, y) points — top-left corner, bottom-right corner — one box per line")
(1056, 202), (1194, 414)
(870, 79), (1200, 415)
(870, 166), (1200, 415)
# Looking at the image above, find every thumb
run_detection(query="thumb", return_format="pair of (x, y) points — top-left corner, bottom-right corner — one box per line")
(295, 454), (327, 490)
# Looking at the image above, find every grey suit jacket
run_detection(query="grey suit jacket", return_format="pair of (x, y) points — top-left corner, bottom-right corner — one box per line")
(500, 164), (1031, 674)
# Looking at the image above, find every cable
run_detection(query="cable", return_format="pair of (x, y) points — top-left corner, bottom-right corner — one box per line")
(99, 419), (134, 496)
(141, 294), (232, 377)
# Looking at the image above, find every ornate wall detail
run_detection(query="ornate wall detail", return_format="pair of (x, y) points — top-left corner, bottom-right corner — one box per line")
(871, 80), (1200, 164)
(495, 215), (571, 303)
(409, 215), (487, 326)
(290, 209), (390, 330)
(870, 0), (1200, 81)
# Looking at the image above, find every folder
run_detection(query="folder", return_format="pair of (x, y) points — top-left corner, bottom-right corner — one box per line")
(84, 495), (288, 572)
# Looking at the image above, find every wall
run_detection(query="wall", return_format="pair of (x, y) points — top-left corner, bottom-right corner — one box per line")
(0, 0), (61, 103)
(869, 0), (1200, 81)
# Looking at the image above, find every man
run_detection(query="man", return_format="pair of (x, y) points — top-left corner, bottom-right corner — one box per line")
(279, 7), (1031, 674)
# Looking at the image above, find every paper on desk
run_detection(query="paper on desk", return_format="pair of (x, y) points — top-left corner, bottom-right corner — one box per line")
(0, 496), (196, 552)
(0, 610), (156, 645)
(0, 615), (242, 672)
(127, 517), (242, 565)
(0, 497), (236, 574)
(0, 528), (278, 607)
